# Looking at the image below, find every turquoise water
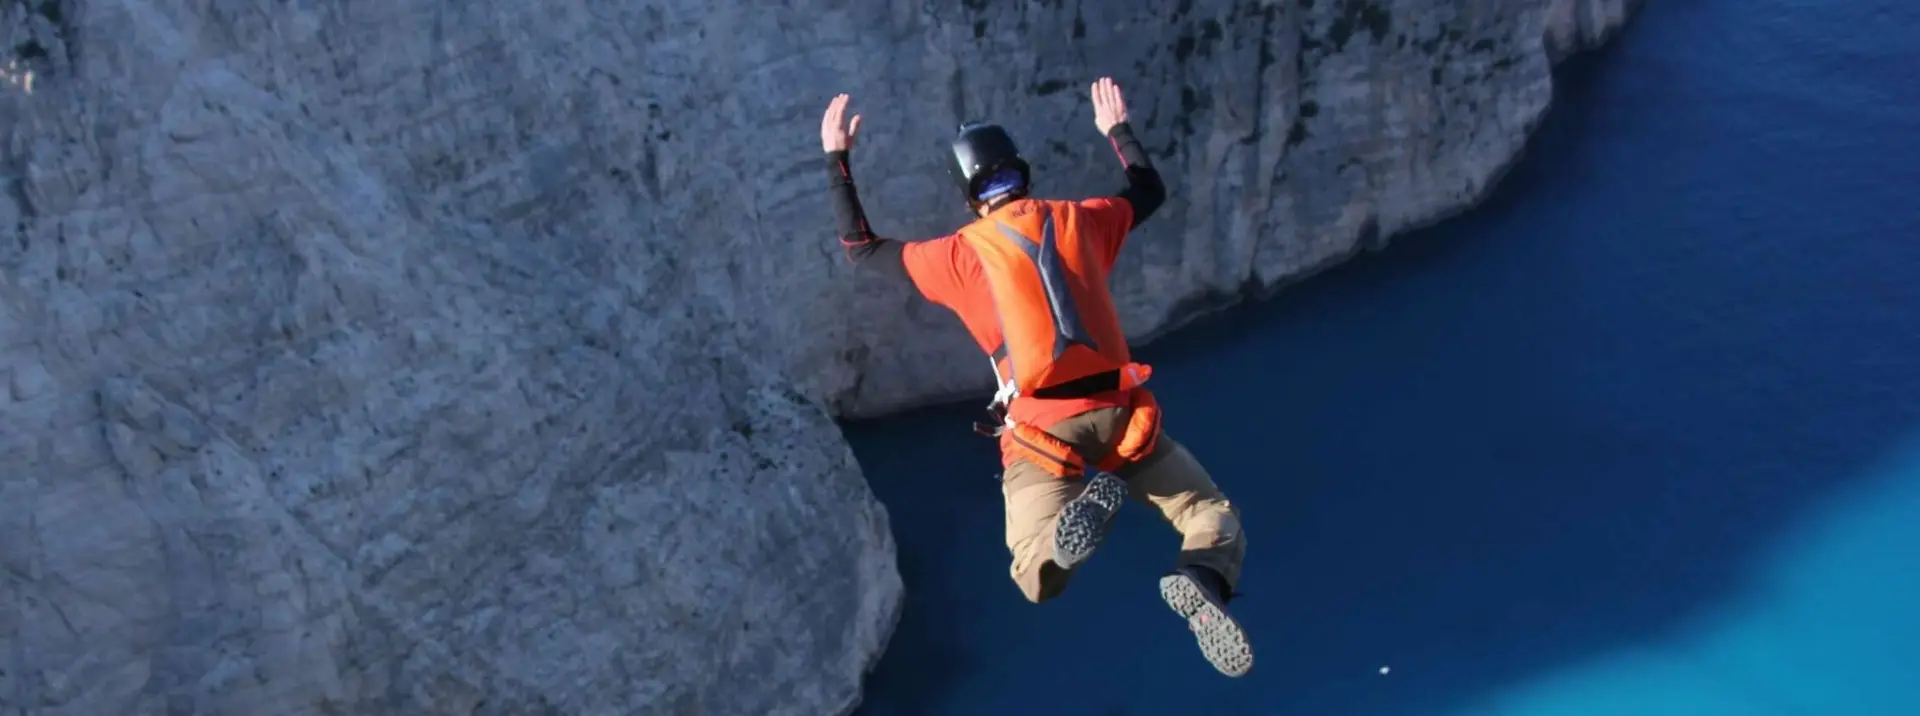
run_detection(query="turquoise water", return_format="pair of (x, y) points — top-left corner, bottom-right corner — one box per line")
(845, 1), (1920, 714)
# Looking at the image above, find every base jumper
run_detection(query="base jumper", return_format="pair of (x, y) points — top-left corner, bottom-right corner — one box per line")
(819, 78), (1253, 677)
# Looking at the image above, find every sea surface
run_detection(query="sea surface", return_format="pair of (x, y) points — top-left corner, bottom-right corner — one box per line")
(846, 0), (1920, 714)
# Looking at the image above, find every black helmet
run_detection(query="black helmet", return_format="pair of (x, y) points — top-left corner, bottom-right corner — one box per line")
(949, 121), (1031, 206)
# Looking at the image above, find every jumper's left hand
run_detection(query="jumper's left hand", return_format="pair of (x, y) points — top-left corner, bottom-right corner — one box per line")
(821, 93), (863, 153)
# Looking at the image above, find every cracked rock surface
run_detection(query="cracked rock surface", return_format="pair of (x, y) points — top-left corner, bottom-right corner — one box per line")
(1, 0), (1635, 714)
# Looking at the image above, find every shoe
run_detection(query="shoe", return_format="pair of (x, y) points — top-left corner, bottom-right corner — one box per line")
(1160, 566), (1253, 677)
(1049, 470), (1126, 570)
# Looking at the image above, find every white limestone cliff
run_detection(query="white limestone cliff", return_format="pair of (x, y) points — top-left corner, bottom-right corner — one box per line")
(0, 0), (1638, 714)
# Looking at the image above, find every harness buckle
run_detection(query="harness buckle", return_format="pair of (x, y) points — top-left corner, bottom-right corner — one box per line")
(972, 396), (1009, 437)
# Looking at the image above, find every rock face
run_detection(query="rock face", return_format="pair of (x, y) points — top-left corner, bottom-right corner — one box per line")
(830, 0), (1643, 416)
(0, 1), (1636, 714)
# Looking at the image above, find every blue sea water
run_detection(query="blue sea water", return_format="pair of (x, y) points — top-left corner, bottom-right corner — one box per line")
(843, 1), (1920, 714)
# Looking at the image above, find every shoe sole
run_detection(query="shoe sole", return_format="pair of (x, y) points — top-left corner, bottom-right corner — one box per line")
(1050, 471), (1126, 571)
(1160, 572), (1254, 677)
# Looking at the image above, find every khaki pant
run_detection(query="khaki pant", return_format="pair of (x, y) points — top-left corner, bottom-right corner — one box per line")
(1001, 406), (1246, 603)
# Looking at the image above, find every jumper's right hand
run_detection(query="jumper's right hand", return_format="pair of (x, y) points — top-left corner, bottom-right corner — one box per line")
(1090, 77), (1129, 136)
(821, 93), (863, 153)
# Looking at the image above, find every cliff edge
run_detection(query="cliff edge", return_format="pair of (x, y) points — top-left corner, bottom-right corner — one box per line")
(0, 0), (1637, 714)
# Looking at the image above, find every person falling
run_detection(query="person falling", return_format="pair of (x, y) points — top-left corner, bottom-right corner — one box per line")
(819, 78), (1254, 677)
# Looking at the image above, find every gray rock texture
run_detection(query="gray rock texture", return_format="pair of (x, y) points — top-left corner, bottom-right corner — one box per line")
(0, 0), (1637, 714)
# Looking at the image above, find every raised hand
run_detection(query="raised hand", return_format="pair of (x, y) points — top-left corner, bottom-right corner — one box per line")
(1090, 77), (1129, 136)
(820, 93), (863, 153)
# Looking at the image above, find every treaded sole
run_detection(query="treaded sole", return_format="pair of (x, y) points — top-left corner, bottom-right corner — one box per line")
(1049, 471), (1126, 571)
(1160, 572), (1254, 678)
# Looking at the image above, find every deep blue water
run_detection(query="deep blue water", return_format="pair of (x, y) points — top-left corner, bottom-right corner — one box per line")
(843, 1), (1920, 715)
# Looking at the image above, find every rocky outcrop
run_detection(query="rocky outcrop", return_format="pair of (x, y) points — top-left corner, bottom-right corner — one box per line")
(829, 0), (1643, 416)
(0, 0), (1636, 714)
